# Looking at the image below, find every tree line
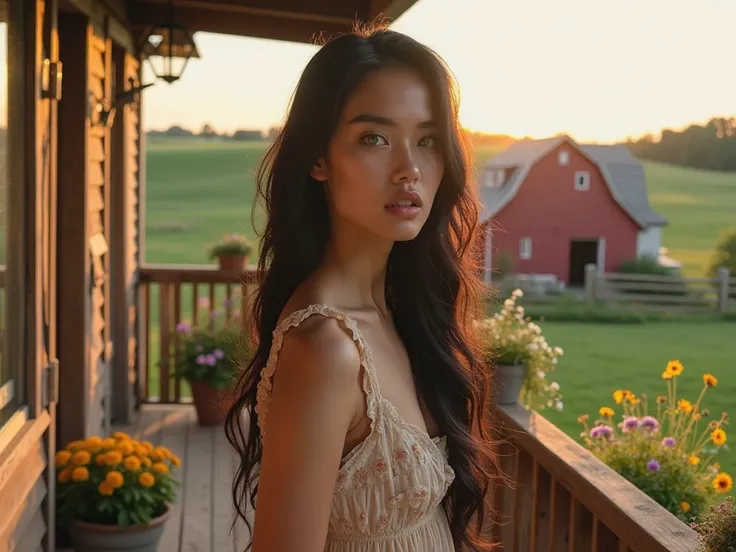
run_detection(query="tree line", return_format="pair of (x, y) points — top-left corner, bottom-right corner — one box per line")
(624, 117), (736, 172)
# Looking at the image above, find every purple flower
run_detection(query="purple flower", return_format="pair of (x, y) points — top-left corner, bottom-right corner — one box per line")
(622, 416), (639, 432)
(176, 322), (191, 333)
(213, 349), (225, 359)
(662, 437), (676, 447)
(206, 354), (217, 366)
(590, 425), (613, 439)
(195, 354), (206, 365)
(647, 459), (661, 472)
(640, 416), (659, 432)
(223, 298), (233, 309)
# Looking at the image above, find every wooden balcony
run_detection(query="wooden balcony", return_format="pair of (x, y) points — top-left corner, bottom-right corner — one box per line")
(136, 265), (703, 551)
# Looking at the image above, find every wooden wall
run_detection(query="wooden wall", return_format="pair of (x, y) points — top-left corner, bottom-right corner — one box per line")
(110, 47), (142, 424)
(86, 23), (112, 438)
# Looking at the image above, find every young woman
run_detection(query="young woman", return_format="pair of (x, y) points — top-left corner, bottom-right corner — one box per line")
(225, 24), (499, 552)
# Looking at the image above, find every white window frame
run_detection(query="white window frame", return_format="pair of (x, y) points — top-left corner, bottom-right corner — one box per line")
(574, 170), (590, 191)
(558, 150), (569, 166)
(519, 237), (532, 260)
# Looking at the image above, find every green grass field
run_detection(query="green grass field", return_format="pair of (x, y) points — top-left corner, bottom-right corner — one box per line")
(144, 137), (736, 477)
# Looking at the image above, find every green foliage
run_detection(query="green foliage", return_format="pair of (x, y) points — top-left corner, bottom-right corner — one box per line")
(207, 233), (252, 260)
(627, 117), (736, 172)
(476, 290), (564, 412)
(617, 255), (675, 276)
(55, 434), (180, 527)
(694, 496), (736, 552)
(171, 306), (251, 389)
(707, 227), (736, 279)
(578, 361), (732, 523)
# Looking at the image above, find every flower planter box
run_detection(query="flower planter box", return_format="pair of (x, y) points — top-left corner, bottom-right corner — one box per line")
(216, 254), (246, 272)
(493, 363), (528, 405)
(190, 380), (236, 426)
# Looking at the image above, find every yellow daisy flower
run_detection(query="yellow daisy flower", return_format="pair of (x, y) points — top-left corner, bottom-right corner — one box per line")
(680, 501), (691, 512)
(599, 407), (615, 418)
(688, 456), (700, 466)
(703, 373), (718, 387)
(666, 360), (684, 377)
(712, 428), (727, 446)
(678, 399), (693, 414)
(713, 473), (733, 494)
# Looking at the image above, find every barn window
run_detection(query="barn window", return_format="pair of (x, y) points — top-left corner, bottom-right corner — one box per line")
(484, 168), (504, 189)
(520, 237), (532, 260)
(558, 150), (569, 165)
(574, 171), (590, 191)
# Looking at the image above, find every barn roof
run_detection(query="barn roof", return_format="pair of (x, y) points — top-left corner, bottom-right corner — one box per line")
(479, 136), (668, 228)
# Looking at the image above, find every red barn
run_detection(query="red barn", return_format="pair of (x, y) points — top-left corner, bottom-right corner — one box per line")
(479, 136), (668, 287)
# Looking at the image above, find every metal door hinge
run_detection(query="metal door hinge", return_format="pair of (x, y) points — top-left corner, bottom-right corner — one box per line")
(42, 359), (59, 407)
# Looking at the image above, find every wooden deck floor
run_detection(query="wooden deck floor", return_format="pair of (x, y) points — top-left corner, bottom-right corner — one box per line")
(113, 404), (251, 552)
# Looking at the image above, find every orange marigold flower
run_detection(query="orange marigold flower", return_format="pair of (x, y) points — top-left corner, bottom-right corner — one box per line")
(152, 462), (169, 475)
(141, 457), (152, 467)
(666, 360), (684, 377)
(72, 450), (91, 466)
(138, 472), (155, 488)
(55, 450), (72, 467)
(680, 501), (691, 512)
(105, 451), (123, 466)
(112, 431), (129, 440)
(58, 468), (71, 483)
(101, 438), (117, 450)
(703, 373), (718, 387)
(105, 470), (125, 489)
(98, 481), (115, 496)
(71, 467), (89, 482)
(65, 440), (86, 452)
(713, 473), (733, 494)
(171, 455), (182, 467)
(123, 455), (142, 471)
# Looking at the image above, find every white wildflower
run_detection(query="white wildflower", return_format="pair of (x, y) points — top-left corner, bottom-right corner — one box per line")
(554, 346), (564, 356)
(537, 370), (546, 379)
(550, 381), (560, 391)
(554, 400), (563, 411)
(512, 289), (524, 297)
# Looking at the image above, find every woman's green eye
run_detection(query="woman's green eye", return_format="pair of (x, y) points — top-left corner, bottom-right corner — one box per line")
(362, 134), (387, 146)
(419, 136), (436, 147)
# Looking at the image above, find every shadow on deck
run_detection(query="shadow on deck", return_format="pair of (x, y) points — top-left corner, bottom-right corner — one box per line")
(114, 404), (250, 552)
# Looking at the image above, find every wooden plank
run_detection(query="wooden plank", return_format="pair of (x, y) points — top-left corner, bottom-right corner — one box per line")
(0, 447), (47, 548)
(603, 273), (716, 284)
(89, 75), (104, 100)
(89, 136), (104, 163)
(0, 413), (50, 495)
(157, 407), (192, 552)
(213, 426), (237, 551)
(549, 479), (572, 552)
(159, 283), (171, 402)
(180, 419), (213, 551)
(89, 160), (104, 187)
(495, 405), (701, 552)
(89, 47), (105, 79)
(599, 292), (713, 306)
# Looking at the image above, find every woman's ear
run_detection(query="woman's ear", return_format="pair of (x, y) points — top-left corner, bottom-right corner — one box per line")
(310, 157), (329, 182)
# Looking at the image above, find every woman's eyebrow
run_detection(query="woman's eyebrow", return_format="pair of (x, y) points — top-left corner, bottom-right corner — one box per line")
(347, 113), (436, 128)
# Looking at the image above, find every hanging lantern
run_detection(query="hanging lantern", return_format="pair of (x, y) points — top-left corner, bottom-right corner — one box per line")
(139, 0), (200, 84)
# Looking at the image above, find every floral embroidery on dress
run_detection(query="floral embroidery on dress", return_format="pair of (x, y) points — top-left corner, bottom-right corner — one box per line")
(388, 487), (430, 509)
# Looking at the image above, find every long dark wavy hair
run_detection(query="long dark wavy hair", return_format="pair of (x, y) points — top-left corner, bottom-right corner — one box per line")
(225, 22), (501, 551)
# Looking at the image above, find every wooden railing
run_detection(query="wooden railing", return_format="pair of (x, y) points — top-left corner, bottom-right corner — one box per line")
(584, 264), (735, 313)
(138, 264), (259, 403)
(491, 404), (702, 552)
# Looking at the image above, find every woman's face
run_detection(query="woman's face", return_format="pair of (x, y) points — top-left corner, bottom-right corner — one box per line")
(312, 67), (445, 243)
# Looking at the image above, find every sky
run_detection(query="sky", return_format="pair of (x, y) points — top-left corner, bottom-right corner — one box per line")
(2, 0), (736, 143)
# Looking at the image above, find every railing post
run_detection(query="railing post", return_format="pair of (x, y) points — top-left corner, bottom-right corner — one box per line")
(717, 267), (730, 313)
(584, 263), (597, 302)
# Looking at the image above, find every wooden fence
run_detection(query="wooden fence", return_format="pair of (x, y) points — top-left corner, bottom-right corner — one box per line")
(584, 264), (736, 313)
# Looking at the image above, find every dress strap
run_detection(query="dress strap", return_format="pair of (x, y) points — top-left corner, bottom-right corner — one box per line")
(254, 303), (382, 438)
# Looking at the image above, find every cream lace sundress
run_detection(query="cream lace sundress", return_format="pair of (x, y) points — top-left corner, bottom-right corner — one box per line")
(255, 304), (457, 551)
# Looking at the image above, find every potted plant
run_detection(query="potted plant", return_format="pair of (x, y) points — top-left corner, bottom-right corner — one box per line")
(475, 289), (564, 411)
(577, 360), (731, 523)
(172, 305), (250, 426)
(55, 432), (181, 552)
(207, 233), (252, 272)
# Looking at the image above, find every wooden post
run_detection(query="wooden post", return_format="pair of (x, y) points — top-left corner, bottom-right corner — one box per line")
(584, 263), (597, 302)
(717, 267), (730, 313)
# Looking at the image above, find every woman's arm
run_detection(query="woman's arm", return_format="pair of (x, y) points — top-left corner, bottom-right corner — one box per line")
(251, 316), (363, 552)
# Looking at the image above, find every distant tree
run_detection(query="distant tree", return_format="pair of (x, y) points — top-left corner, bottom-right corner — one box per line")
(165, 125), (193, 137)
(231, 129), (263, 141)
(199, 123), (218, 138)
(267, 126), (280, 140)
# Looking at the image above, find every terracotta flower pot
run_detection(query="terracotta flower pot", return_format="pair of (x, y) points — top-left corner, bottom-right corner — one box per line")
(493, 363), (528, 405)
(190, 380), (236, 426)
(217, 254), (246, 272)
(69, 505), (171, 552)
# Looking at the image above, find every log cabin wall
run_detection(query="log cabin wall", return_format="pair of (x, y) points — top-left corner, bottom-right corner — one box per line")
(86, 21), (113, 438)
(110, 45), (142, 424)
